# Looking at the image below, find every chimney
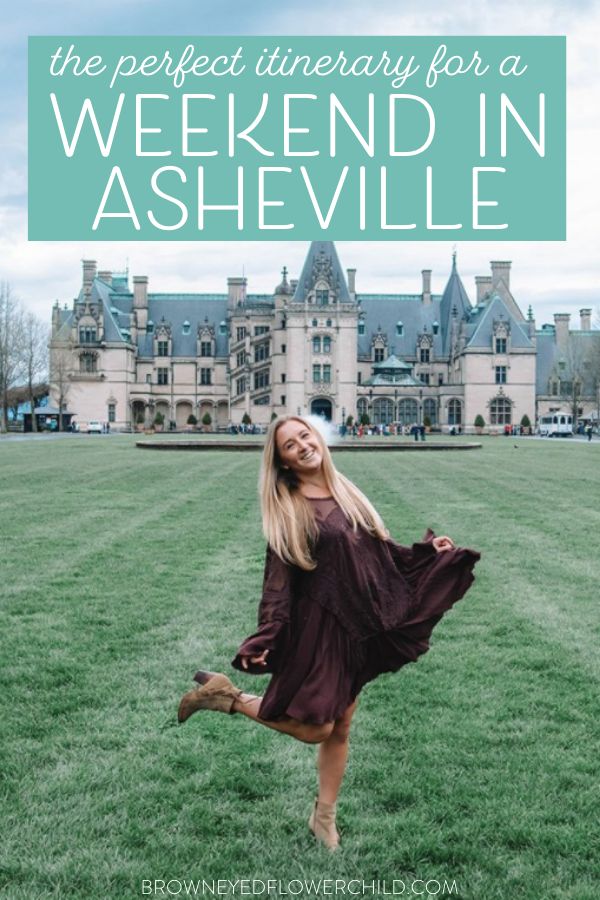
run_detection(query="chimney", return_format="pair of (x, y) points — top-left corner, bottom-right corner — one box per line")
(98, 270), (113, 286)
(133, 276), (148, 330)
(475, 275), (492, 302)
(347, 268), (356, 299)
(491, 261), (511, 292)
(527, 305), (536, 340)
(553, 313), (570, 345)
(133, 276), (148, 308)
(51, 301), (60, 335)
(82, 259), (97, 296)
(580, 308), (592, 330)
(227, 276), (247, 309)
(421, 269), (432, 305)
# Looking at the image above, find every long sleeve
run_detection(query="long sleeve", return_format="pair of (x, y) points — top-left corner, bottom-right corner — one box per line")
(231, 546), (295, 675)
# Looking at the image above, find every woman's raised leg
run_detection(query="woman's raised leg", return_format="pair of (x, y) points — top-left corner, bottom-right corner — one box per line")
(232, 692), (334, 744)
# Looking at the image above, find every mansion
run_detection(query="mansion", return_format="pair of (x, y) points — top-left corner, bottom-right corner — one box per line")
(49, 242), (599, 432)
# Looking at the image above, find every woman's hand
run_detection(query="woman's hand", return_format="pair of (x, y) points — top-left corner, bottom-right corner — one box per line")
(240, 649), (270, 670)
(432, 535), (456, 553)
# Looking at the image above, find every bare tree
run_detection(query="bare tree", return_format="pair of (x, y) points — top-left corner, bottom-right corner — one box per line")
(0, 282), (25, 432)
(49, 347), (74, 432)
(23, 312), (49, 432)
(558, 334), (597, 424)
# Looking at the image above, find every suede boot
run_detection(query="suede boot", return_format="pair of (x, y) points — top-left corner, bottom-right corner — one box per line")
(308, 797), (340, 851)
(178, 673), (245, 723)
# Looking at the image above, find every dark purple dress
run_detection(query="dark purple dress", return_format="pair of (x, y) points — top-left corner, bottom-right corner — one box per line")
(231, 497), (481, 725)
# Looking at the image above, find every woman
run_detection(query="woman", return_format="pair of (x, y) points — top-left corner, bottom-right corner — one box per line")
(178, 415), (481, 851)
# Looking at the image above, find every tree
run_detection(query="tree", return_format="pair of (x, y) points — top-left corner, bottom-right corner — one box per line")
(49, 348), (74, 432)
(557, 335), (594, 424)
(0, 282), (25, 432)
(22, 312), (49, 432)
(242, 412), (252, 425)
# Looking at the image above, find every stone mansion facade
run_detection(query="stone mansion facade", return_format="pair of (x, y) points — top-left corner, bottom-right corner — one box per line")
(49, 241), (599, 432)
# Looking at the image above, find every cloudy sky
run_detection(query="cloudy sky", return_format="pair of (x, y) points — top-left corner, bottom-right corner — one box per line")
(1, 0), (598, 327)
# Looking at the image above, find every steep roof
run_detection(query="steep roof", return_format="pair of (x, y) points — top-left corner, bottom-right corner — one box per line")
(357, 295), (443, 358)
(466, 293), (534, 350)
(293, 241), (351, 304)
(439, 254), (473, 354)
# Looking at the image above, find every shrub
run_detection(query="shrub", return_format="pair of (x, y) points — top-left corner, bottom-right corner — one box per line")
(201, 412), (212, 426)
(187, 414), (198, 426)
(153, 412), (165, 426)
(474, 414), (485, 428)
(242, 412), (252, 425)
(346, 415), (354, 427)
(521, 414), (531, 429)
(423, 415), (432, 427)
(359, 413), (370, 426)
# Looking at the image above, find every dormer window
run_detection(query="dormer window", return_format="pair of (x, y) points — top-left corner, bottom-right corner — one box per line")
(396, 322), (403, 336)
(219, 321), (227, 335)
(316, 289), (329, 306)
(495, 337), (507, 353)
(157, 340), (169, 357)
(358, 320), (365, 336)
(79, 326), (97, 344)
(147, 320), (154, 334)
(182, 320), (191, 335)
(432, 321), (439, 335)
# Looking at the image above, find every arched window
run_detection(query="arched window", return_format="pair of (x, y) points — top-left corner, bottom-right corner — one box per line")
(423, 397), (437, 424)
(312, 336), (321, 353)
(448, 399), (462, 425)
(80, 352), (97, 374)
(396, 321), (403, 336)
(397, 398), (418, 425)
(490, 396), (512, 425)
(323, 335), (332, 353)
(357, 397), (368, 420)
(373, 398), (394, 425)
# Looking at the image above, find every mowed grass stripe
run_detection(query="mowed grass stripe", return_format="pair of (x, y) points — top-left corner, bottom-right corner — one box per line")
(1, 439), (598, 900)
(1, 449), (254, 601)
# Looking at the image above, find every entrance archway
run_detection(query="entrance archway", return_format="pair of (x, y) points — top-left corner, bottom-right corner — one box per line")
(310, 398), (332, 421)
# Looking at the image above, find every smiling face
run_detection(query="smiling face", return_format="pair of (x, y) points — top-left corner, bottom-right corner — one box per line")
(275, 418), (324, 478)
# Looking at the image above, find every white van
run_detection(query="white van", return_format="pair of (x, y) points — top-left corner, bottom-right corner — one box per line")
(538, 412), (574, 437)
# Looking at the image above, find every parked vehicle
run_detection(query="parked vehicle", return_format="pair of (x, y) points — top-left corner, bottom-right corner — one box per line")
(87, 421), (103, 434)
(538, 412), (573, 437)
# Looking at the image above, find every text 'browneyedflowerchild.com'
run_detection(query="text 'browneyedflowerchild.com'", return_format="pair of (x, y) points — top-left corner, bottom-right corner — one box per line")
(140, 878), (461, 896)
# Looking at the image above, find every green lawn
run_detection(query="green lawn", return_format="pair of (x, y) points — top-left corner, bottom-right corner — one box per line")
(0, 436), (598, 900)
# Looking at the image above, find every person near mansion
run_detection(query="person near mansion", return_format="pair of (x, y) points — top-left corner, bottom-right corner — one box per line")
(178, 415), (481, 851)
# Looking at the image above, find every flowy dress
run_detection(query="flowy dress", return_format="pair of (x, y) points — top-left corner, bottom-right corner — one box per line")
(231, 497), (481, 724)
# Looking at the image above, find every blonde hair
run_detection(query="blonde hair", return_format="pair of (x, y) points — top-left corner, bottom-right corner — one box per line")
(259, 415), (389, 570)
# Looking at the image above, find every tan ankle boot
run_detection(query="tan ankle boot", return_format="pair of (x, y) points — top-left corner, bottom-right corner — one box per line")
(308, 797), (340, 851)
(177, 673), (244, 723)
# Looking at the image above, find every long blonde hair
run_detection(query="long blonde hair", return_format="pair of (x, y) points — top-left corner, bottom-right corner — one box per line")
(259, 415), (389, 570)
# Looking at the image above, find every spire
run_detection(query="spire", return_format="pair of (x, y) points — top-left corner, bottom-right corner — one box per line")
(292, 242), (351, 304)
(439, 253), (472, 355)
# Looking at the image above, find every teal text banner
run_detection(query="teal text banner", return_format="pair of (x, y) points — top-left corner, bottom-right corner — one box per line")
(28, 36), (566, 241)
